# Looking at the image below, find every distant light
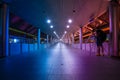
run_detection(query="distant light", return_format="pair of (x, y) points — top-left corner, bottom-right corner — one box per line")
(53, 31), (56, 34)
(68, 19), (72, 23)
(53, 31), (59, 39)
(47, 19), (51, 23)
(50, 25), (53, 28)
(60, 39), (62, 41)
(66, 25), (70, 28)
(64, 31), (67, 34)
(14, 39), (17, 43)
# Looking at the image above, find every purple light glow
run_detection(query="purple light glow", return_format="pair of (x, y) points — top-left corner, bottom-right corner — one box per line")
(11, 16), (20, 23)
(68, 19), (72, 23)
(66, 25), (70, 28)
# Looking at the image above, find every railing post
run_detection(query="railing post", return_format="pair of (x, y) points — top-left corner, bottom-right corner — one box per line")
(37, 28), (40, 49)
(109, 0), (120, 56)
(0, 2), (9, 57)
(79, 26), (83, 50)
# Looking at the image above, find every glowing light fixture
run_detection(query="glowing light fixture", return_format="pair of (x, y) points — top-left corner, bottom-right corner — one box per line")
(53, 31), (59, 39)
(60, 39), (62, 41)
(68, 19), (72, 23)
(47, 19), (51, 23)
(66, 25), (70, 28)
(50, 25), (53, 28)
(64, 31), (67, 34)
(53, 31), (56, 34)
(61, 31), (67, 39)
(14, 39), (17, 43)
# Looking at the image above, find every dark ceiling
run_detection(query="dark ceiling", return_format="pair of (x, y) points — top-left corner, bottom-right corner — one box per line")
(8, 0), (109, 38)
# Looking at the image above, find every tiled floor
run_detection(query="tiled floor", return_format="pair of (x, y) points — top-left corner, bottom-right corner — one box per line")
(0, 43), (120, 80)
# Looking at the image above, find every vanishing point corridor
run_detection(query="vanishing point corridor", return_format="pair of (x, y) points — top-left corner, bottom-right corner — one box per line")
(0, 0), (120, 80)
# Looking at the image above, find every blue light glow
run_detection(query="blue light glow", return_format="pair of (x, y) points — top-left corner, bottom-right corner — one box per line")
(50, 25), (53, 28)
(14, 39), (17, 43)
(53, 31), (59, 39)
(53, 31), (56, 34)
(47, 19), (51, 23)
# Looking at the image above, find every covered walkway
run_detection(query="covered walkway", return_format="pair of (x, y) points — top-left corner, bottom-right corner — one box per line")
(0, 0), (120, 80)
(0, 43), (120, 80)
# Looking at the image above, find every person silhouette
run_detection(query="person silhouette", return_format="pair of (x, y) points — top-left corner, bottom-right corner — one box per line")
(92, 29), (106, 56)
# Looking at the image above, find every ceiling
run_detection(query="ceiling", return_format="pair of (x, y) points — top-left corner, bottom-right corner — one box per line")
(8, 0), (109, 38)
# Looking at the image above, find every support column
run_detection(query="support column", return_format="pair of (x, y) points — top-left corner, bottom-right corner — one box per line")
(68, 36), (70, 44)
(68, 35), (71, 45)
(47, 35), (49, 44)
(37, 28), (40, 49)
(109, 0), (120, 56)
(71, 33), (74, 46)
(50, 36), (53, 43)
(79, 27), (83, 50)
(0, 2), (9, 57)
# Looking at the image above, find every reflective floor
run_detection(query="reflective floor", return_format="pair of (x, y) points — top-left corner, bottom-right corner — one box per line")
(0, 42), (120, 80)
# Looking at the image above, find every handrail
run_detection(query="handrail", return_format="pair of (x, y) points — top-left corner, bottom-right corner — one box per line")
(9, 27), (36, 37)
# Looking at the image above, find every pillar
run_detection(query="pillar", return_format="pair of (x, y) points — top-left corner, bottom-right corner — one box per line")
(68, 35), (71, 44)
(79, 27), (83, 50)
(50, 36), (53, 43)
(109, 0), (120, 56)
(71, 33), (74, 46)
(68, 36), (70, 44)
(37, 28), (40, 49)
(0, 2), (9, 57)
(66, 35), (69, 44)
(47, 35), (49, 44)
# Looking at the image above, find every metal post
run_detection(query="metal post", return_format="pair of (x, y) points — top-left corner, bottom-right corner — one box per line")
(1, 2), (9, 57)
(109, 0), (120, 56)
(72, 33), (74, 46)
(79, 27), (83, 50)
(47, 35), (49, 44)
(37, 28), (40, 49)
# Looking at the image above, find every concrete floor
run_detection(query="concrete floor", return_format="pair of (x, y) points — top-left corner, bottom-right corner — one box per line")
(0, 42), (120, 80)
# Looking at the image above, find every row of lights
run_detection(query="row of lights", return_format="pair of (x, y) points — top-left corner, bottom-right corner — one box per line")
(61, 31), (67, 39)
(47, 19), (72, 29)
(46, 19), (72, 39)
(47, 19), (60, 39)
(53, 31), (59, 39)
(66, 19), (72, 28)
(47, 19), (54, 28)
(61, 19), (72, 40)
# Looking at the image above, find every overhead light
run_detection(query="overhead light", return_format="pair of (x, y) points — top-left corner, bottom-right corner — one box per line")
(50, 25), (53, 28)
(61, 34), (65, 39)
(66, 25), (70, 28)
(60, 39), (62, 41)
(53, 31), (56, 34)
(47, 19), (51, 23)
(53, 31), (59, 39)
(68, 19), (72, 23)
(61, 31), (67, 39)
(64, 31), (67, 34)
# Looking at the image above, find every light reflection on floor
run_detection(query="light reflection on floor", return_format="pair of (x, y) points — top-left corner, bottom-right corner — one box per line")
(0, 42), (120, 80)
